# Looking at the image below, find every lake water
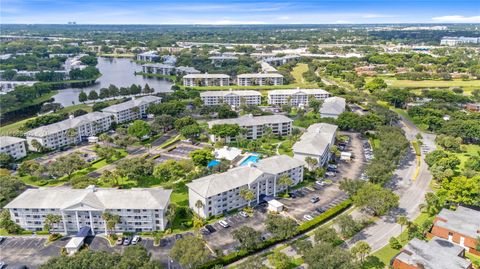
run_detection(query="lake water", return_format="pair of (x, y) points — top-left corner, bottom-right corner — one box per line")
(53, 57), (173, 107)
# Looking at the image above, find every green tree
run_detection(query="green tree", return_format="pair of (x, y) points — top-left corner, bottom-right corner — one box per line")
(265, 213), (297, 240)
(365, 77), (387, 93)
(304, 156), (318, 171)
(0, 175), (26, 208)
(0, 153), (14, 168)
(397, 215), (409, 235)
(48, 153), (88, 179)
(189, 148), (214, 166)
(351, 241), (371, 263)
(268, 250), (292, 269)
(88, 90), (99, 100)
(128, 120), (151, 138)
(152, 114), (174, 132)
(389, 237), (402, 249)
(210, 124), (241, 139)
(278, 174), (294, 194)
(313, 226), (343, 246)
(0, 209), (23, 234)
(232, 226), (262, 251)
(43, 214), (62, 233)
(102, 212), (120, 234)
(18, 160), (44, 177)
(116, 157), (154, 180)
(78, 91), (88, 103)
(180, 124), (202, 141)
(335, 215), (360, 238)
(239, 256), (267, 269)
(170, 236), (210, 268)
(419, 192), (443, 216)
(194, 200), (204, 216)
(303, 242), (360, 269)
(352, 183), (399, 216)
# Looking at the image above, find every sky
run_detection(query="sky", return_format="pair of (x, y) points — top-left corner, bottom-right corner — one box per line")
(1, 0), (479, 25)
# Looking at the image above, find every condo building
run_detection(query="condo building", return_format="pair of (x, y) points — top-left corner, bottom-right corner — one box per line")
(183, 73), (230, 87)
(102, 95), (162, 123)
(319, 96), (346, 119)
(137, 51), (160, 62)
(200, 90), (261, 107)
(237, 73), (284, 86)
(293, 123), (338, 168)
(187, 155), (305, 218)
(141, 63), (175, 75)
(0, 136), (27, 159)
(208, 114), (293, 142)
(25, 112), (113, 151)
(4, 186), (172, 234)
(268, 88), (330, 107)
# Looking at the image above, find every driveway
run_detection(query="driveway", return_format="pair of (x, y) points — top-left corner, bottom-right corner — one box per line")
(0, 236), (66, 269)
(345, 115), (436, 251)
(203, 210), (268, 255)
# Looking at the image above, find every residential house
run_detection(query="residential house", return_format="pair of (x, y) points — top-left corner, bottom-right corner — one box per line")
(102, 95), (161, 123)
(392, 237), (473, 269)
(268, 88), (330, 107)
(320, 97), (346, 119)
(293, 123), (338, 168)
(208, 114), (292, 142)
(142, 63), (175, 75)
(187, 155), (305, 218)
(183, 73), (230, 87)
(237, 73), (284, 86)
(430, 206), (480, 254)
(200, 90), (261, 107)
(0, 136), (27, 159)
(25, 112), (113, 151)
(137, 51), (160, 62)
(4, 186), (172, 234)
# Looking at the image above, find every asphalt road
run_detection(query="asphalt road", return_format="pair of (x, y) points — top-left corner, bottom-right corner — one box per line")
(346, 115), (436, 251)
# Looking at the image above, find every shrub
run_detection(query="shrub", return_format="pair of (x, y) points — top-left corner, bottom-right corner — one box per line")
(389, 237), (402, 249)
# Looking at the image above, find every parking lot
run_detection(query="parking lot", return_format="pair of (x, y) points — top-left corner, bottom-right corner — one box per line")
(0, 236), (66, 268)
(336, 132), (367, 180)
(203, 210), (269, 254)
(35, 144), (99, 165)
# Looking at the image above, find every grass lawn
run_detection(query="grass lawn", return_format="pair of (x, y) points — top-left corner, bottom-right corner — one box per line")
(455, 144), (480, 170)
(0, 117), (33, 136)
(372, 213), (432, 266)
(290, 63), (318, 88)
(278, 140), (294, 156)
(466, 252), (480, 268)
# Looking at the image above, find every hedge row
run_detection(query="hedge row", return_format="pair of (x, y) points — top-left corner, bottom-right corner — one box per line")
(198, 199), (352, 269)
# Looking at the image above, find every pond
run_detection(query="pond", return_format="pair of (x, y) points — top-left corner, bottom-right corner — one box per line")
(53, 57), (173, 107)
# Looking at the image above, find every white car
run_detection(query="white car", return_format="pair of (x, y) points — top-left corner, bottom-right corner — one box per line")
(303, 215), (313, 221)
(218, 220), (230, 228)
(132, 235), (141, 245)
(325, 172), (336, 177)
(315, 181), (325, 186)
(239, 211), (249, 218)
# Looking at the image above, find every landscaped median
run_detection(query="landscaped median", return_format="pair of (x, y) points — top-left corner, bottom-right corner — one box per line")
(198, 199), (352, 269)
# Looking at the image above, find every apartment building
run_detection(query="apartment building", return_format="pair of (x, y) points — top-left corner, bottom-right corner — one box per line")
(187, 155), (305, 218)
(102, 95), (162, 123)
(208, 114), (293, 142)
(0, 136), (27, 159)
(263, 55), (301, 66)
(141, 63), (175, 75)
(440, 36), (480, 46)
(268, 88), (330, 107)
(175, 66), (201, 75)
(25, 112), (113, 151)
(293, 123), (338, 168)
(137, 51), (159, 62)
(237, 73), (284, 86)
(430, 206), (480, 254)
(4, 186), (172, 234)
(320, 97), (346, 119)
(392, 237), (473, 269)
(200, 90), (261, 107)
(182, 73), (230, 87)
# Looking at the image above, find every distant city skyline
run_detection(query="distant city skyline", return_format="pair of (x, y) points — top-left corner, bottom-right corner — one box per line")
(1, 0), (479, 24)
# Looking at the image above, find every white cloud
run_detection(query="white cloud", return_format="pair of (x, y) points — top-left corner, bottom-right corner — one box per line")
(432, 15), (480, 23)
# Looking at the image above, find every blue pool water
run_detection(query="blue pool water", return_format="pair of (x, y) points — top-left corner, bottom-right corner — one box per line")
(207, 160), (221, 168)
(240, 155), (260, 166)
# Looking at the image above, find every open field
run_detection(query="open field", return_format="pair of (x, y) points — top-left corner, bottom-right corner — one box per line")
(367, 77), (480, 94)
(455, 144), (480, 170)
(290, 63), (318, 88)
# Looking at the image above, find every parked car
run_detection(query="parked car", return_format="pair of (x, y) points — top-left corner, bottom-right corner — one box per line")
(239, 211), (249, 218)
(200, 228), (210, 235)
(123, 237), (131, 246)
(310, 197), (320, 203)
(325, 171), (336, 177)
(205, 224), (216, 233)
(328, 164), (338, 169)
(116, 237), (124, 245)
(0, 261), (5, 269)
(315, 207), (325, 214)
(159, 238), (169, 247)
(218, 220), (230, 228)
(303, 215), (314, 221)
(315, 181), (325, 186)
(132, 235), (141, 245)
(0, 237), (5, 244)
(175, 234), (183, 240)
(288, 192), (297, 198)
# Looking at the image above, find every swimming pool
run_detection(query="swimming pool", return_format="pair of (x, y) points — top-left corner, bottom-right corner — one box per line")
(207, 160), (221, 168)
(239, 155), (260, 166)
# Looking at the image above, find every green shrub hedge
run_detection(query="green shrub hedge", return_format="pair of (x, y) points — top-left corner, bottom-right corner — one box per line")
(198, 199), (352, 269)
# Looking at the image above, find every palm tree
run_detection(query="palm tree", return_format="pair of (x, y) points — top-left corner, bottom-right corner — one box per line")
(66, 128), (78, 144)
(239, 188), (255, 207)
(305, 157), (318, 171)
(102, 212), (120, 235)
(195, 200), (204, 216)
(419, 192), (442, 216)
(165, 204), (177, 227)
(44, 214), (62, 233)
(99, 133), (110, 145)
(278, 174), (294, 194)
(397, 215), (409, 235)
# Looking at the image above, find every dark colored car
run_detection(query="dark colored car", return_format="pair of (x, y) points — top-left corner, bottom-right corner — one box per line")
(159, 238), (169, 247)
(288, 192), (297, 198)
(205, 224), (216, 233)
(315, 207), (325, 213)
(175, 234), (183, 240)
(310, 197), (320, 203)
